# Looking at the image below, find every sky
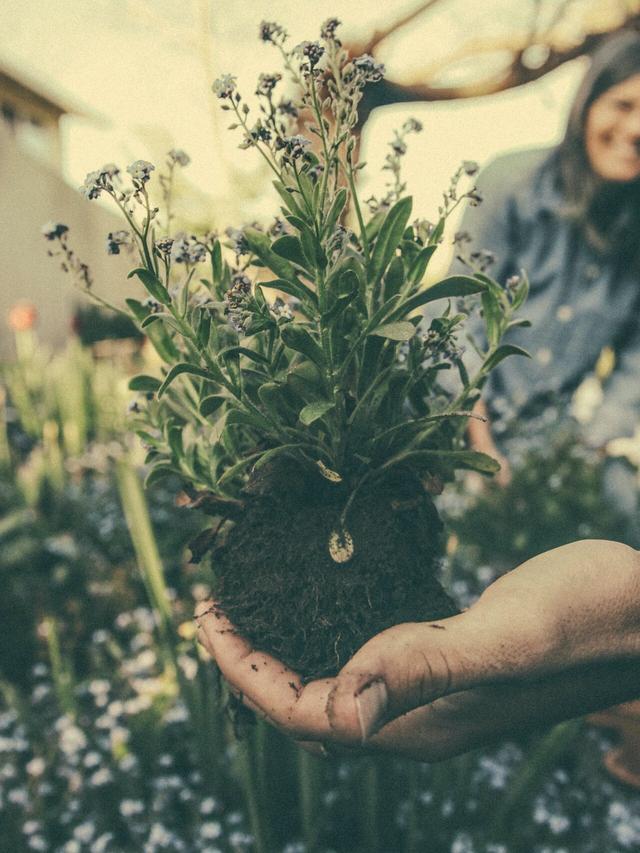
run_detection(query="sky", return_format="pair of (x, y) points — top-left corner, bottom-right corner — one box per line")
(0, 0), (589, 239)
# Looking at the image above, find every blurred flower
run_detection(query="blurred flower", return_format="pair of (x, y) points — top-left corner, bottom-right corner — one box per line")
(256, 72), (281, 96)
(168, 148), (190, 167)
(41, 221), (69, 241)
(89, 767), (113, 786)
(25, 757), (45, 777)
(352, 54), (385, 83)
(106, 230), (131, 255)
(295, 40), (325, 68)
(320, 17), (341, 41)
(155, 236), (174, 257)
(127, 160), (155, 184)
(259, 20), (287, 44)
(7, 301), (38, 331)
(120, 799), (145, 817)
(201, 821), (222, 840)
(275, 134), (311, 161)
(212, 74), (237, 99)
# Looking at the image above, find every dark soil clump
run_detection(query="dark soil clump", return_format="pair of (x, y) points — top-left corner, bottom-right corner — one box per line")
(212, 461), (459, 680)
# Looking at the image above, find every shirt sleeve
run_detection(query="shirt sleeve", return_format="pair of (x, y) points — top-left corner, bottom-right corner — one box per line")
(583, 317), (640, 447)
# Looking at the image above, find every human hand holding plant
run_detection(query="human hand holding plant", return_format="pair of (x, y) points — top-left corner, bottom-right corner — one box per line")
(196, 539), (640, 760)
(46, 18), (531, 681)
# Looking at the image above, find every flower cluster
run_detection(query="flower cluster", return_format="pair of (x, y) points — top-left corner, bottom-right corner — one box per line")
(127, 160), (155, 184)
(105, 230), (131, 256)
(170, 235), (206, 265)
(255, 72), (282, 97)
(320, 17), (341, 42)
(41, 221), (69, 241)
(79, 164), (120, 200)
(259, 20), (287, 45)
(211, 74), (237, 100)
(224, 273), (252, 333)
(167, 148), (190, 167)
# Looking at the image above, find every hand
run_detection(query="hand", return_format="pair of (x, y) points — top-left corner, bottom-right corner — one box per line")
(195, 540), (640, 761)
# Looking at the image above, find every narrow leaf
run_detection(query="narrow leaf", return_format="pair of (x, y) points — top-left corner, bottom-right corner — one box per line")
(259, 278), (318, 306)
(299, 400), (335, 426)
(483, 344), (530, 372)
(369, 321), (416, 341)
(369, 197), (413, 283)
(280, 324), (325, 367)
(157, 363), (215, 397)
(389, 275), (486, 320)
(128, 267), (171, 305)
(128, 375), (161, 393)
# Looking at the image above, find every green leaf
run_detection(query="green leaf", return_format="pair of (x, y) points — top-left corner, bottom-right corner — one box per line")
(125, 299), (180, 362)
(369, 197), (413, 283)
(211, 240), (223, 282)
(144, 465), (178, 487)
(428, 216), (445, 246)
(272, 180), (306, 219)
(128, 375), (161, 393)
(217, 452), (263, 488)
(389, 275), (486, 320)
(286, 362), (325, 402)
(365, 210), (386, 242)
(244, 227), (300, 283)
(323, 187), (348, 237)
(226, 407), (272, 431)
(140, 314), (164, 329)
(483, 344), (530, 372)
(322, 290), (358, 325)
(387, 448), (501, 475)
(157, 363), (216, 397)
(511, 271), (530, 311)
(254, 444), (307, 469)
(383, 256), (405, 300)
(218, 346), (270, 366)
(259, 278), (318, 306)
(369, 321), (416, 341)
(199, 395), (227, 417)
(167, 423), (183, 458)
(128, 267), (171, 305)
(299, 400), (335, 426)
(272, 235), (309, 269)
(407, 245), (437, 285)
(280, 324), (325, 367)
(481, 291), (502, 348)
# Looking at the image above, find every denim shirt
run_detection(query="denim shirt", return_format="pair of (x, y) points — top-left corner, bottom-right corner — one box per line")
(450, 147), (640, 446)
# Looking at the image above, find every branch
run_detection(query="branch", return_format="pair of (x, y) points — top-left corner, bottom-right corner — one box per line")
(353, 0), (446, 55)
(356, 12), (640, 124)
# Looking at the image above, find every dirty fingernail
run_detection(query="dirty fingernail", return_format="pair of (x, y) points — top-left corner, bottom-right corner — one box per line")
(355, 680), (388, 742)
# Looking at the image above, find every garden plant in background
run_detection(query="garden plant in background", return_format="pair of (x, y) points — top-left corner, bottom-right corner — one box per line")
(44, 19), (530, 681)
(446, 418), (630, 575)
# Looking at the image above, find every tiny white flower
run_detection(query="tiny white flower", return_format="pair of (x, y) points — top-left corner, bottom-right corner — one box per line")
(201, 821), (222, 840)
(26, 757), (46, 776)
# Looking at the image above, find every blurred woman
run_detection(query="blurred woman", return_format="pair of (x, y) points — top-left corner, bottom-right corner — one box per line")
(456, 31), (640, 532)
(455, 30), (640, 785)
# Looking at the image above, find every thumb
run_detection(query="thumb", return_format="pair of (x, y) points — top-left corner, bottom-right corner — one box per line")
(326, 618), (468, 744)
(326, 596), (551, 744)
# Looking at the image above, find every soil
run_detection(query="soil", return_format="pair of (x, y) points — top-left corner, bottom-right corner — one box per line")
(210, 459), (459, 680)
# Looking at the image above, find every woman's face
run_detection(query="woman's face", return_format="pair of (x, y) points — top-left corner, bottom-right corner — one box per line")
(585, 73), (640, 182)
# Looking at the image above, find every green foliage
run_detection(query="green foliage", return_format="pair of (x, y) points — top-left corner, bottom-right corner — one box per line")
(49, 23), (530, 518)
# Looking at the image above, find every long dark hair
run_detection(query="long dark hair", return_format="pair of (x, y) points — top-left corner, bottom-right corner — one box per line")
(547, 30), (640, 261)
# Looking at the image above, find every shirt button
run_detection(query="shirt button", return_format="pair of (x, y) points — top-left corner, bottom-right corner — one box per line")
(556, 304), (573, 322)
(536, 347), (553, 366)
(584, 263), (600, 281)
